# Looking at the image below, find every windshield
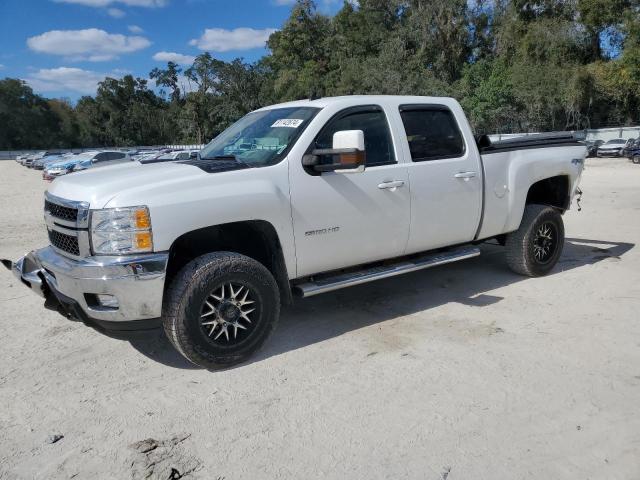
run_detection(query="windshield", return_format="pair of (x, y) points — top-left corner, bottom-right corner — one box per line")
(199, 107), (320, 167)
(606, 139), (626, 144)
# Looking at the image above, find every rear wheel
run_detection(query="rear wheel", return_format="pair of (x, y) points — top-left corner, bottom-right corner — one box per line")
(163, 252), (280, 369)
(633, 155), (640, 164)
(505, 204), (564, 277)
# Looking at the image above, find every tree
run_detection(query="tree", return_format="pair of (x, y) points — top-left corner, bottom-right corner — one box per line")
(0, 79), (61, 149)
(3, 0), (640, 150)
(150, 61), (184, 103)
(265, 0), (332, 100)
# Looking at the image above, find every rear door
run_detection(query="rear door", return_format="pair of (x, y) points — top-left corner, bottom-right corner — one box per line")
(399, 104), (483, 253)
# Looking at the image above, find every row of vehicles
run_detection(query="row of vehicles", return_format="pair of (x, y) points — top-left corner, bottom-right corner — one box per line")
(586, 137), (640, 161)
(15, 148), (200, 180)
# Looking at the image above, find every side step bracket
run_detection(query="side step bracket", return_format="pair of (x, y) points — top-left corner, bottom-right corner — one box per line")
(294, 246), (481, 298)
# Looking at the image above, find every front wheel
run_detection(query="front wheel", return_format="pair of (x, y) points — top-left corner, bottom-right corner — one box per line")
(505, 204), (565, 277)
(163, 252), (280, 369)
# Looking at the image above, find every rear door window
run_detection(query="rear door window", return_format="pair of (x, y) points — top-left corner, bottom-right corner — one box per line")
(399, 106), (465, 161)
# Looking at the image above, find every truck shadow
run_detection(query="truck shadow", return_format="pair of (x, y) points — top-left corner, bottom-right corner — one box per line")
(124, 237), (633, 370)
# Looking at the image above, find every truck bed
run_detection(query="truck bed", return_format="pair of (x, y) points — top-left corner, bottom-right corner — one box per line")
(478, 133), (582, 155)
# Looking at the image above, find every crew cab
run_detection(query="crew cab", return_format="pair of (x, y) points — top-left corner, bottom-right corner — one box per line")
(3, 96), (586, 369)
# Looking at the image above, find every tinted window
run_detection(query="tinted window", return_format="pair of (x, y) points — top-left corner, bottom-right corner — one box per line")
(112, 153), (125, 160)
(314, 107), (395, 166)
(94, 152), (108, 162)
(400, 107), (465, 161)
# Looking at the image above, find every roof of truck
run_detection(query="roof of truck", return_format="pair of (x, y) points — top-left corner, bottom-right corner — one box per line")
(255, 95), (459, 112)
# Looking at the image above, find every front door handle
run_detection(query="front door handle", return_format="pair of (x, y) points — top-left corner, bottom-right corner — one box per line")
(454, 171), (477, 180)
(378, 180), (405, 190)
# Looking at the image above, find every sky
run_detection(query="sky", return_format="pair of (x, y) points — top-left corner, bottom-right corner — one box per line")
(0, 0), (341, 100)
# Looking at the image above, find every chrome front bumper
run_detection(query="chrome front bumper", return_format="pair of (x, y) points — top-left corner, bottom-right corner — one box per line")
(7, 246), (168, 324)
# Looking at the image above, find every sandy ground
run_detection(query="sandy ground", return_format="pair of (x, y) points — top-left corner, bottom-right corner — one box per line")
(0, 158), (639, 480)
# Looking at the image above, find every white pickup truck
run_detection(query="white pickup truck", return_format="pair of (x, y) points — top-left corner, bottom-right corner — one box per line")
(3, 96), (586, 368)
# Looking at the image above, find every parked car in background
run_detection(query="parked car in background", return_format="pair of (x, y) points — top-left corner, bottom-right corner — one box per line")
(586, 139), (604, 157)
(630, 143), (640, 164)
(40, 153), (80, 170)
(139, 150), (198, 164)
(72, 151), (132, 173)
(25, 151), (55, 168)
(622, 138), (639, 158)
(597, 138), (628, 157)
(32, 152), (68, 170)
(131, 150), (165, 162)
(44, 151), (130, 180)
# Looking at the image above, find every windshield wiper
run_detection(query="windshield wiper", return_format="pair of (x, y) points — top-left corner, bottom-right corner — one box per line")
(199, 154), (252, 168)
(201, 155), (237, 161)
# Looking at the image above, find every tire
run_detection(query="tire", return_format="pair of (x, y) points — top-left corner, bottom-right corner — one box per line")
(162, 252), (280, 369)
(505, 204), (565, 277)
(633, 156), (640, 164)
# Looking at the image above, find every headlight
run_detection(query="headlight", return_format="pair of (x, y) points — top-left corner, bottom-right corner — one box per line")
(90, 206), (153, 255)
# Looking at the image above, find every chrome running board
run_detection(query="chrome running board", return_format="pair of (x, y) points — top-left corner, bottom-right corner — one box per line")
(294, 246), (481, 298)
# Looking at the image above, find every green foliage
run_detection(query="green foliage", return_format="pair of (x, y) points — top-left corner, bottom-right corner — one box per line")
(0, 79), (61, 149)
(2, 0), (639, 149)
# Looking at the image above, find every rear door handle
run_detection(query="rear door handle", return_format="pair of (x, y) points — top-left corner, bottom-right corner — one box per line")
(378, 180), (405, 190)
(454, 171), (477, 180)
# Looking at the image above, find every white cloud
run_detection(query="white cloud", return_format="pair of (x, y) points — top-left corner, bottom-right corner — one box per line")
(153, 51), (196, 64)
(107, 7), (125, 17)
(27, 28), (151, 62)
(128, 24), (144, 33)
(273, 0), (295, 4)
(24, 67), (111, 95)
(53, 0), (167, 7)
(189, 27), (277, 52)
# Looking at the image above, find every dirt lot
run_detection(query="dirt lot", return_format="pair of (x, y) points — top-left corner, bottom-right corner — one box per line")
(0, 158), (639, 479)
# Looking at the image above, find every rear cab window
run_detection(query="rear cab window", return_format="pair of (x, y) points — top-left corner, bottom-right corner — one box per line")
(399, 105), (466, 161)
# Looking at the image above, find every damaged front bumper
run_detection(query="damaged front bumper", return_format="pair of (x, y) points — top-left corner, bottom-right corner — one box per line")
(4, 246), (168, 331)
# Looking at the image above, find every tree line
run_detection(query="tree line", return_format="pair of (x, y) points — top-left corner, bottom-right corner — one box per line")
(1, 0), (639, 150)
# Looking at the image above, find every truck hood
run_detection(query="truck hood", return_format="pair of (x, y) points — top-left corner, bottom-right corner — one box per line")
(47, 159), (248, 209)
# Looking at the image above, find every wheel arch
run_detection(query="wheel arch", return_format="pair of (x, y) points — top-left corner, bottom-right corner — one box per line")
(525, 175), (570, 211)
(504, 174), (571, 234)
(165, 220), (293, 306)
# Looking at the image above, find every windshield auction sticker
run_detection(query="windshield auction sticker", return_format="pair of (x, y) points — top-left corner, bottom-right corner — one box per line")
(271, 119), (304, 128)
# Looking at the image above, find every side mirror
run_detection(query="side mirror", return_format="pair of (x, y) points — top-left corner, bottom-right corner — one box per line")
(302, 130), (366, 174)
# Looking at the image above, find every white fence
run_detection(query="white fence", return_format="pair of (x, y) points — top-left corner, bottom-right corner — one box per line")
(489, 126), (639, 143)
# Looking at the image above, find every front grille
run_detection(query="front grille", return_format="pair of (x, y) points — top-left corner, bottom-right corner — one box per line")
(45, 200), (78, 223)
(48, 229), (80, 256)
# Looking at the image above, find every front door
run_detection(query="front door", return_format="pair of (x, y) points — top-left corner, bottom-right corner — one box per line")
(289, 106), (411, 278)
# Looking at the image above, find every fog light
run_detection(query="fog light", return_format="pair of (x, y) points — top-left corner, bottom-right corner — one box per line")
(96, 294), (119, 309)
